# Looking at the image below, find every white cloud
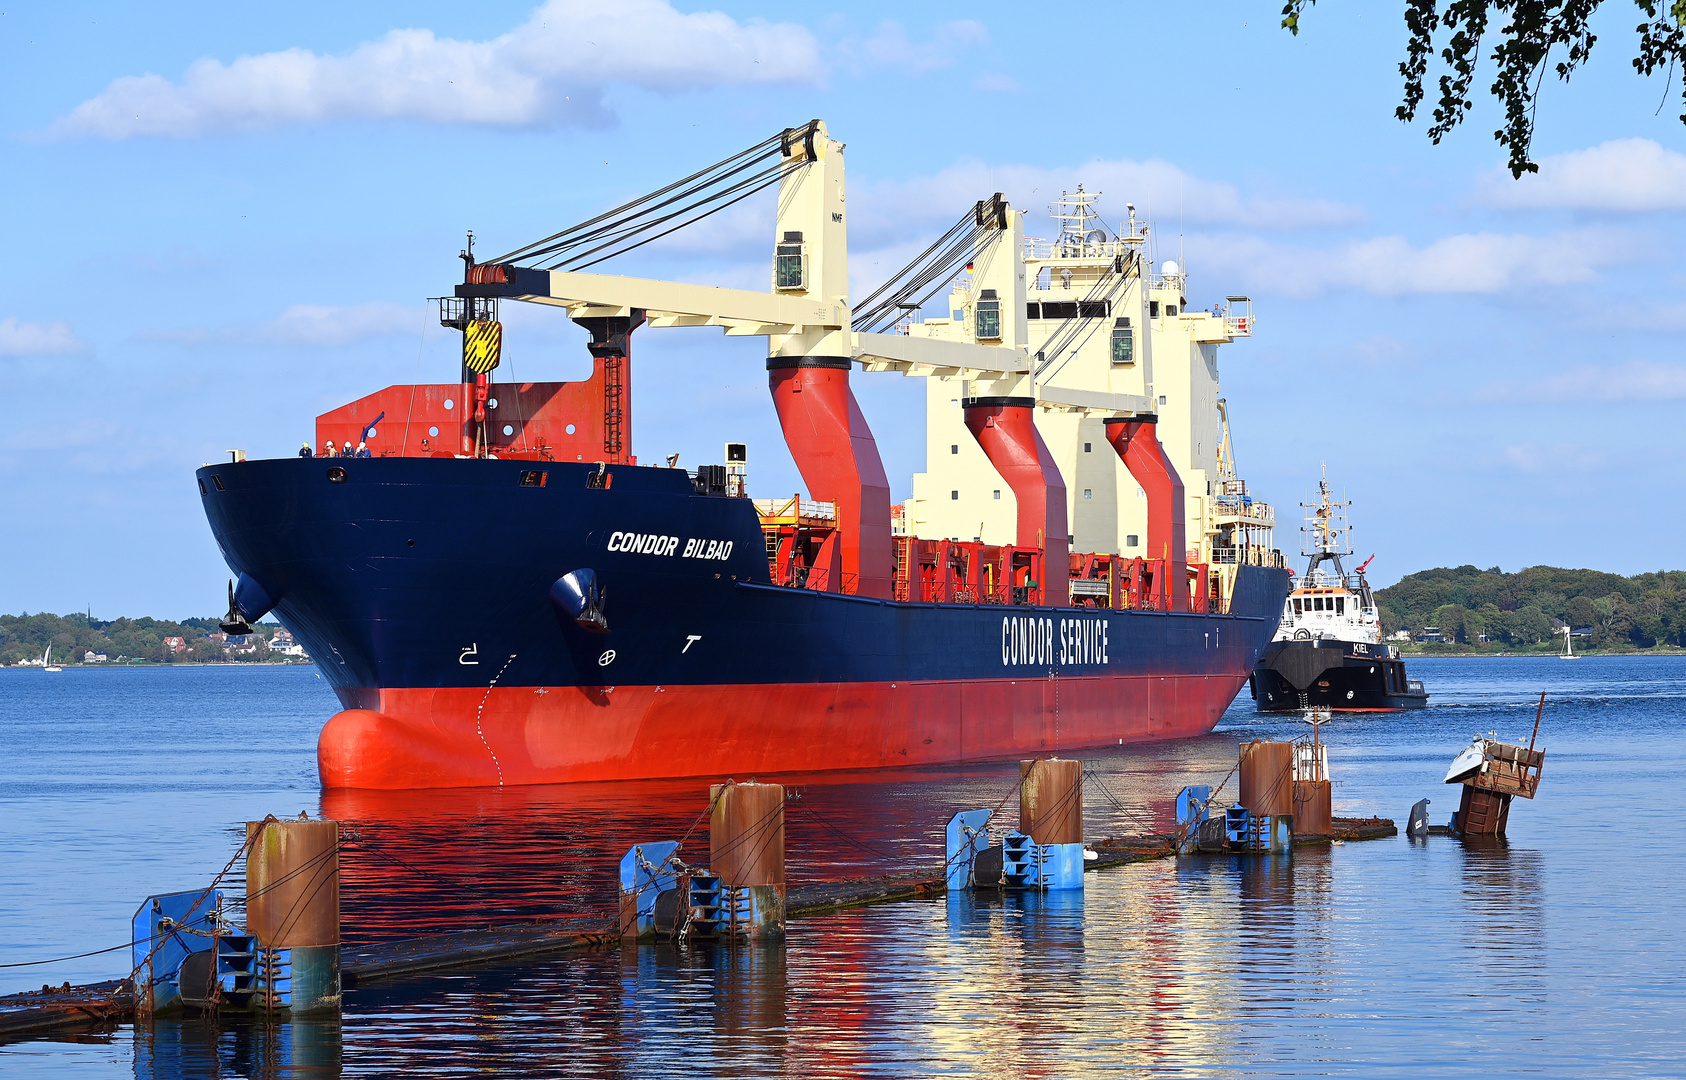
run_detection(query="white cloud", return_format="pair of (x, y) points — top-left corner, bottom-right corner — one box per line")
(974, 74), (1018, 93)
(1500, 442), (1604, 473)
(258, 302), (422, 346)
(853, 159), (1364, 246)
(1478, 138), (1686, 212)
(837, 20), (988, 74)
(0, 317), (86, 357)
(1192, 226), (1642, 297)
(1478, 360), (1686, 404)
(143, 302), (422, 348)
(51, 0), (823, 138)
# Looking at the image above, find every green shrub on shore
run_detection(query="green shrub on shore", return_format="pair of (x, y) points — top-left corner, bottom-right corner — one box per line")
(0, 612), (294, 666)
(1377, 566), (1686, 651)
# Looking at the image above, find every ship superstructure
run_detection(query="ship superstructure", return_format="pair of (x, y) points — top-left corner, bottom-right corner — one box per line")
(1250, 471), (1427, 711)
(197, 121), (1292, 789)
(900, 186), (1278, 613)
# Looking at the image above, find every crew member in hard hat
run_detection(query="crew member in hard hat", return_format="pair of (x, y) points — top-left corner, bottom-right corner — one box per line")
(298, 441), (314, 458)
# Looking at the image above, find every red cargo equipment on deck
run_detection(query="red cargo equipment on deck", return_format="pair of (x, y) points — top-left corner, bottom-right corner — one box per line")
(1104, 415), (1187, 612)
(767, 357), (894, 599)
(963, 396), (1069, 606)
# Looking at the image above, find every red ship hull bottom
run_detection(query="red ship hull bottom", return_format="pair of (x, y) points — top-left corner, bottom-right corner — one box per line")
(318, 675), (1245, 789)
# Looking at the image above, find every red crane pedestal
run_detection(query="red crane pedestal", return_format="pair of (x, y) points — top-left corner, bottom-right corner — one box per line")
(767, 357), (893, 599)
(1103, 415), (1186, 613)
(963, 397), (1068, 607)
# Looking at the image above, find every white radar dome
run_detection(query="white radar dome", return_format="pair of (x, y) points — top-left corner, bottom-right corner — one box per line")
(1162, 260), (1180, 275)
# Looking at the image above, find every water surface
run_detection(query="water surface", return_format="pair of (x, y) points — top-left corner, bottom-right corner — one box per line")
(2, 658), (1681, 1077)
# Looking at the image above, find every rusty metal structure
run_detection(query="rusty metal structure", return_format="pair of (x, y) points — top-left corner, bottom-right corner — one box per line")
(245, 818), (341, 1013)
(709, 782), (786, 938)
(1019, 758), (1083, 846)
(1444, 693), (1548, 837)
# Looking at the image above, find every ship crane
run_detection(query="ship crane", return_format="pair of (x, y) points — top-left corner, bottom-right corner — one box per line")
(443, 119), (1185, 608)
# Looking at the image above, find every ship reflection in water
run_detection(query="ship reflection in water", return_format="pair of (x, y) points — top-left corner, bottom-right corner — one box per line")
(16, 655), (1678, 1079)
(127, 761), (1581, 1080)
(123, 839), (1568, 1080)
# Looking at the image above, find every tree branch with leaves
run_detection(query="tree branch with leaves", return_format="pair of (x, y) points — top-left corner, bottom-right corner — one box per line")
(1283, 1), (1686, 177)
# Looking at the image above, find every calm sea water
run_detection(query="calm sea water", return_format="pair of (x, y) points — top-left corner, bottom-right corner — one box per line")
(2, 658), (1682, 1078)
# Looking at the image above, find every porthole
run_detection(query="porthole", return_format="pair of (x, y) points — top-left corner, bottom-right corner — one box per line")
(443, 398), (455, 411)
(327, 467), (347, 483)
(565, 424), (577, 435)
(503, 425), (514, 436)
(407, 539), (415, 547)
(428, 426), (439, 437)
(488, 398), (498, 410)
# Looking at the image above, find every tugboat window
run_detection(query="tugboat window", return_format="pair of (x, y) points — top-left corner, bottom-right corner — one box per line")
(1336, 597), (1345, 615)
(1293, 599), (1302, 614)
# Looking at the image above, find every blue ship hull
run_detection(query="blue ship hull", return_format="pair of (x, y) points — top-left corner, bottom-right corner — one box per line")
(198, 457), (1290, 788)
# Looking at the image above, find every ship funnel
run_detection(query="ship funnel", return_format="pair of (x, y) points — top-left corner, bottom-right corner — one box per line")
(1103, 415), (1186, 612)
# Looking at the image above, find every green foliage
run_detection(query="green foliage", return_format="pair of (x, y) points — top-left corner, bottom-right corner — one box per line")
(1282, 1), (1686, 177)
(0, 611), (295, 666)
(1377, 565), (1686, 648)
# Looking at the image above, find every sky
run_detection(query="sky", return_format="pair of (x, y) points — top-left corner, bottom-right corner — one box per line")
(3, 1), (1685, 619)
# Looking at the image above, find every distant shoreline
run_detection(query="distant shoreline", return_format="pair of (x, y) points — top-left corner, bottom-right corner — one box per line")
(1397, 649), (1686, 659)
(7, 660), (314, 669)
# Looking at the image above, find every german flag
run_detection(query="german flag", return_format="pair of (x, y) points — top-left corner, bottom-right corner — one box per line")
(463, 319), (502, 374)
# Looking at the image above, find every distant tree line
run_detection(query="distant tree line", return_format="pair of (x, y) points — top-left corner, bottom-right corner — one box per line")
(1375, 565), (1686, 649)
(0, 611), (291, 666)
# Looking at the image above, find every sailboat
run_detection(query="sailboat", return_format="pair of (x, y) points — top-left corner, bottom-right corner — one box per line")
(42, 645), (62, 672)
(1559, 624), (1580, 660)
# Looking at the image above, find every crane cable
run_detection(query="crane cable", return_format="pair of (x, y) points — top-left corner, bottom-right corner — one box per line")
(487, 124), (818, 271)
(854, 195), (1008, 334)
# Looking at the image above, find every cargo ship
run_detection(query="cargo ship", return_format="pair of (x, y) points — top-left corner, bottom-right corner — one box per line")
(198, 120), (1290, 789)
(1249, 472), (1427, 712)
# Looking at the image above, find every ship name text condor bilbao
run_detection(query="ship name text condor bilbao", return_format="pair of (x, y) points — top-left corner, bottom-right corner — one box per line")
(606, 532), (734, 561)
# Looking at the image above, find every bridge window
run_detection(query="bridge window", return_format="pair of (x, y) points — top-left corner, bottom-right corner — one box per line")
(951, 444), (959, 455)
(993, 490), (1001, 499)
(951, 490), (959, 500)
(1126, 534), (1139, 547)
(1083, 489), (1092, 499)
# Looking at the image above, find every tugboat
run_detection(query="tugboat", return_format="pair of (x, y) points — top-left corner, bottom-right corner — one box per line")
(1249, 472), (1427, 712)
